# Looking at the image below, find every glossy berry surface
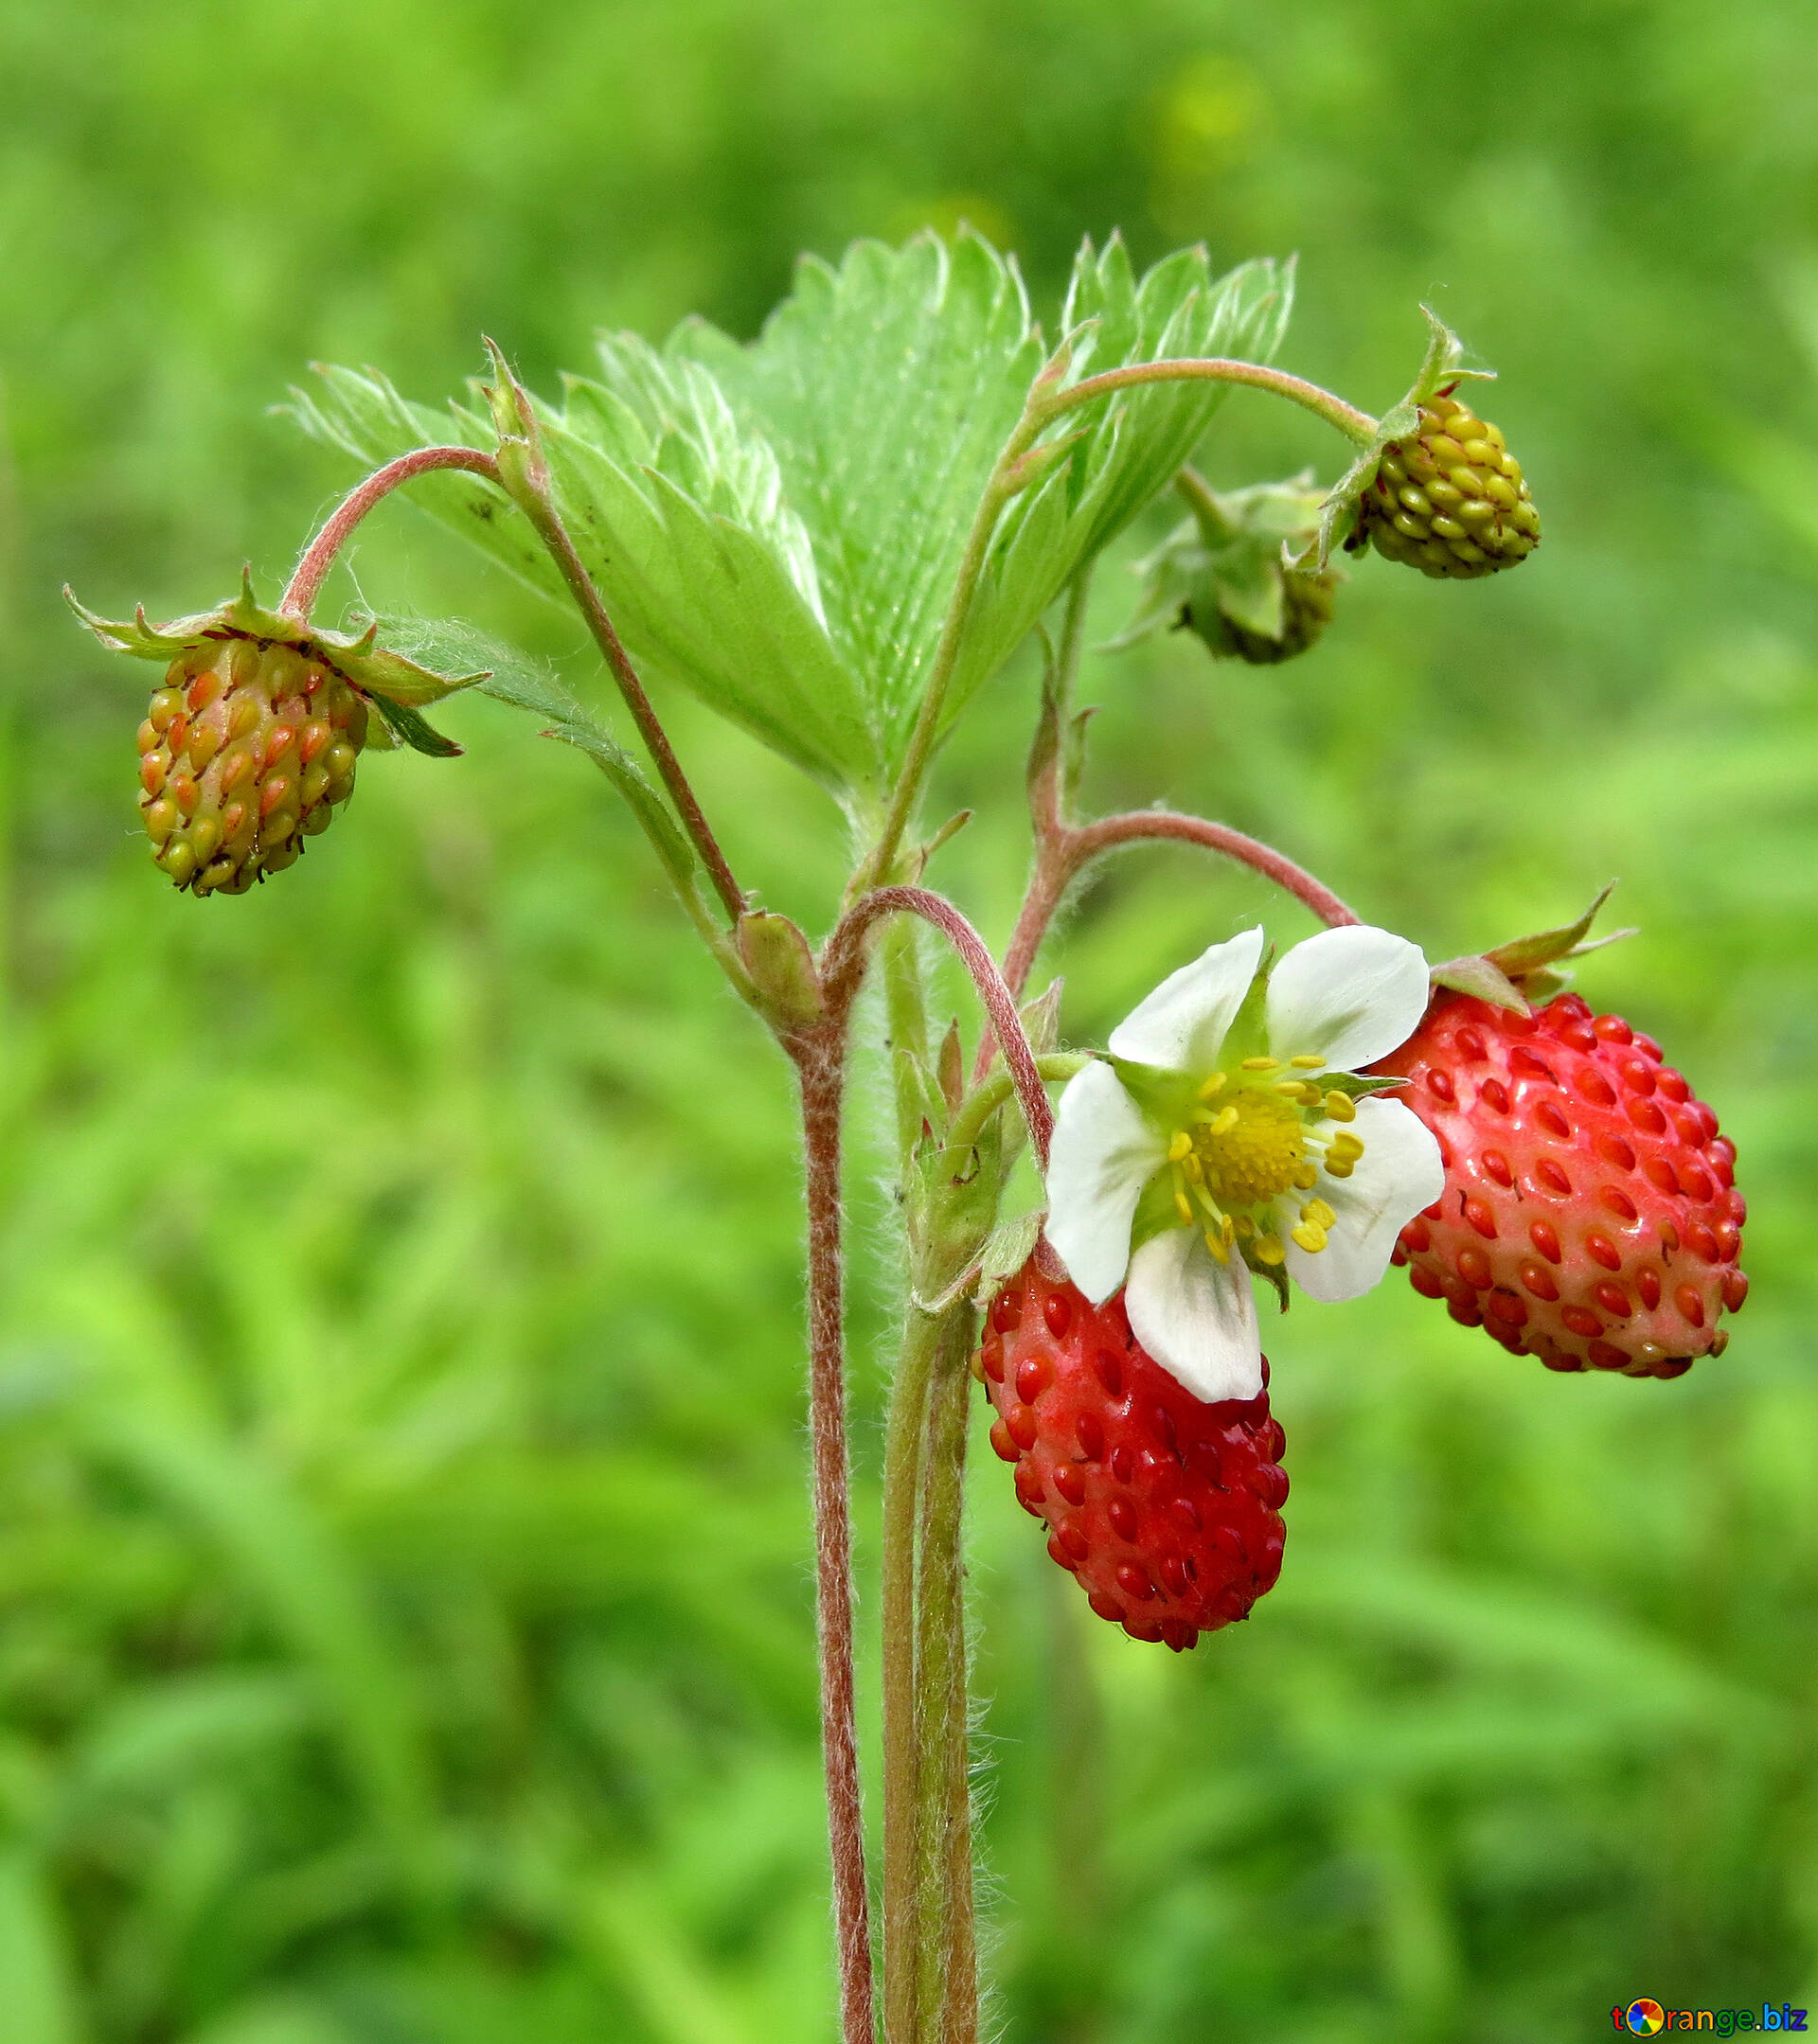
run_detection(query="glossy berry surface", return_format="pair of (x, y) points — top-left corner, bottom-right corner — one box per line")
(136, 639), (367, 895)
(1373, 990), (1746, 1377)
(1353, 391), (1540, 579)
(979, 1256), (1288, 1649)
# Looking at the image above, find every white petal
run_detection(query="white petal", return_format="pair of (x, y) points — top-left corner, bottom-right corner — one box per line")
(1125, 1228), (1263, 1404)
(1280, 1096), (1444, 1303)
(1264, 924), (1431, 1072)
(1044, 1061), (1168, 1304)
(1108, 926), (1265, 1072)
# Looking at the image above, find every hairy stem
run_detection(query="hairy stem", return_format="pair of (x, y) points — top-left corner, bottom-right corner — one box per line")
(915, 1311), (979, 2044)
(793, 1032), (877, 2044)
(827, 886), (1054, 1170)
(1001, 809), (1358, 1006)
(1041, 357), (1378, 448)
(880, 1304), (942, 2044)
(513, 489), (747, 922)
(280, 445), (505, 619)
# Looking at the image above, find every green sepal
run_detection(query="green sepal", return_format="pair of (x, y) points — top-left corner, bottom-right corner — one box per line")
(1318, 1071), (1412, 1102)
(737, 911), (825, 1035)
(1483, 882), (1632, 976)
(1019, 978), (1064, 1058)
(968, 1210), (1045, 1310)
(365, 694), (464, 757)
(1311, 306), (1496, 568)
(1244, 1248), (1292, 1315)
(914, 1113), (1006, 1301)
(1431, 883), (1638, 1011)
(1429, 953), (1531, 1014)
(897, 1046), (952, 1151)
(936, 1020), (965, 1117)
(64, 570), (484, 707)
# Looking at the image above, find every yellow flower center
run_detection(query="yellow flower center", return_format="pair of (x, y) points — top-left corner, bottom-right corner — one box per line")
(1191, 1089), (1306, 1207)
(1163, 1064), (1368, 1267)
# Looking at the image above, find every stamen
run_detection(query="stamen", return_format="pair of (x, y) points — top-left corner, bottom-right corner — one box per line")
(1203, 1228), (1230, 1265)
(1292, 1164), (1318, 1189)
(1253, 1234), (1285, 1265)
(1291, 1221), (1328, 1253)
(1324, 1091), (1357, 1123)
(1274, 1080), (1310, 1098)
(1305, 1198), (1336, 1229)
(1167, 1130), (1194, 1162)
(1183, 1154), (1203, 1183)
(1206, 1105), (1239, 1137)
(1290, 1054), (1327, 1069)
(1197, 1072), (1227, 1099)
(1240, 1056), (1279, 1072)
(1234, 1215), (1255, 1238)
(1174, 1181), (1194, 1225)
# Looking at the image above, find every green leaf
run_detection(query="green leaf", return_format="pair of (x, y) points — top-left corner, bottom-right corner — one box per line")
(949, 240), (1295, 724)
(294, 235), (1292, 791)
(669, 231), (1046, 767)
(296, 359), (880, 796)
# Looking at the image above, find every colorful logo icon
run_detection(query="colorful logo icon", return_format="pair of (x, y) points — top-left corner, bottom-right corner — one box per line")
(1626, 2004), (1666, 2036)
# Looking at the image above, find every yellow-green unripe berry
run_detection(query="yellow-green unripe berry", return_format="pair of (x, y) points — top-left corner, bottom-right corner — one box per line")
(135, 639), (368, 895)
(1352, 392), (1540, 579)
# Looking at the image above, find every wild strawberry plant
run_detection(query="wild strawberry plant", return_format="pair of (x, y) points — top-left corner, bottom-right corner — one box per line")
(68, 229), (1744, 2043)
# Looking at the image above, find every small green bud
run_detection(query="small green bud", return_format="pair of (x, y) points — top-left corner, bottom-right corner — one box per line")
(1349, 390), (1540, 578)
(1117, 474), (1343, 667)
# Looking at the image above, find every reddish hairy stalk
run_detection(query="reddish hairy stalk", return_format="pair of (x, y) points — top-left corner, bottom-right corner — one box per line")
(515, 496), (748, 923)
(280, 445), (505, 619)
(826, 885), (1053, 1169)
(792, 1026), (877, 2044)
(979, 811), (1356, 1087)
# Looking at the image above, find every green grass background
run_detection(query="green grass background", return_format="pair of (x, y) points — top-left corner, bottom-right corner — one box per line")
(3, 2), (1815, 2038)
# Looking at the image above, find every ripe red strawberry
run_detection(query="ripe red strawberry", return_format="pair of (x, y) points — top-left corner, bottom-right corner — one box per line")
(1372, 990), (1746, 1377)
(978, 1256), (1288, 1649)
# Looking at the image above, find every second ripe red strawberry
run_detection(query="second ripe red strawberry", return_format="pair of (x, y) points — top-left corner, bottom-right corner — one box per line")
(1372, 990), (1745, 1377)
(979, 1256), (1288, 1649)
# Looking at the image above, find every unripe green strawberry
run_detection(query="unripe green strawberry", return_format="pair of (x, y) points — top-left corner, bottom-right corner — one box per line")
(978, 1256), (1287, 1649)
(1373, 991), (1744, 1377)
(136, 641), (367, 894)
(1351, 391), (1540, 579)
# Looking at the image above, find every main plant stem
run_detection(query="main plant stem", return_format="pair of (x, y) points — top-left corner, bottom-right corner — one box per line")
(914, 1309), (979, 2044)
(794, 1029), (878, 2044)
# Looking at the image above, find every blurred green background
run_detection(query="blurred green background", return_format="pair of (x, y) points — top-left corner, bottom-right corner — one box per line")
(3, 2), (1815, 2039)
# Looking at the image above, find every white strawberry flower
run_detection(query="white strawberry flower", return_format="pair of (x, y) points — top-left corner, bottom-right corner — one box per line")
(1044, 925), (1444, 1404)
